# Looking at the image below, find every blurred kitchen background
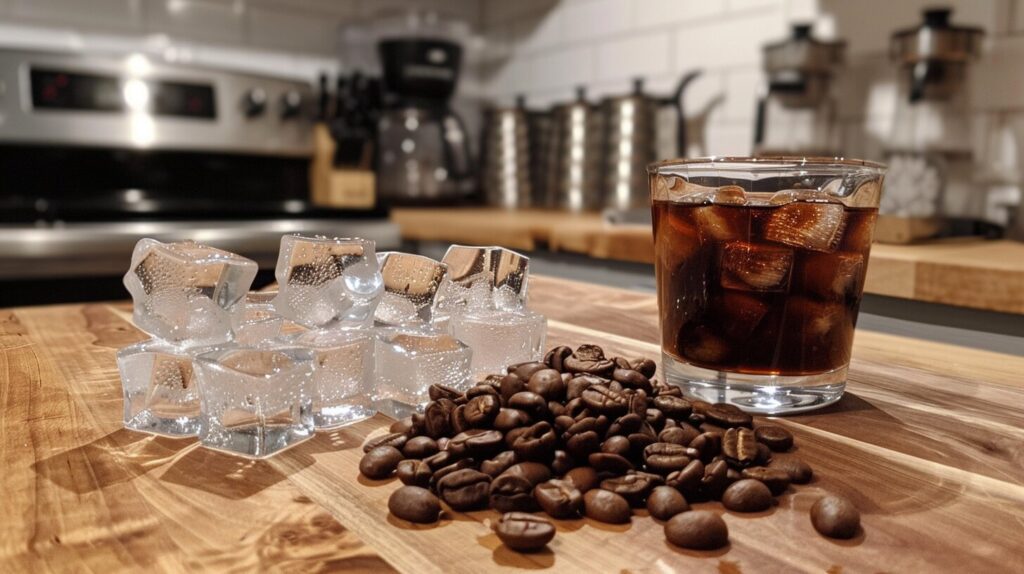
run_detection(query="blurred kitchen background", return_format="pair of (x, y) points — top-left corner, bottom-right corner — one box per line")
(1, 0), (1023, 332)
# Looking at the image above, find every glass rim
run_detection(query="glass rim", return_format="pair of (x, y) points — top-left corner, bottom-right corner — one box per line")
(648, 156), (887, 174)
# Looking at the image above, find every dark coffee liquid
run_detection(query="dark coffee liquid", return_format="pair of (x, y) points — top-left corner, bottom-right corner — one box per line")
(652, 199), (877, 375)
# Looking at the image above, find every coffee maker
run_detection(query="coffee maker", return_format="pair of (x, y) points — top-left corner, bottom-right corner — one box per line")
(754, 24), (844, 156)
(375, 37), (474, 204)
(879, 8), (987, 241)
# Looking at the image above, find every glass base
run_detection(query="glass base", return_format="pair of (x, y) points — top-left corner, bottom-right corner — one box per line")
(314, 405), (376, 429)
(663, 352), (846, 415)
(124, 408), (201, 438)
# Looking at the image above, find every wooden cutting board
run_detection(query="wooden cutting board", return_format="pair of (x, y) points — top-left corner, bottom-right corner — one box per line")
(2, 276), (1023, 572)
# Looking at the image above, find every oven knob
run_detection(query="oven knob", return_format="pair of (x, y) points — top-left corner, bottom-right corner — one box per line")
(280, 90), (303, 119)
(243, 88), (267, 117)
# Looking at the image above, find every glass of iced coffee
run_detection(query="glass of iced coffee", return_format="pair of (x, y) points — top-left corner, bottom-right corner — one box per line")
(649, 157), (885, 414)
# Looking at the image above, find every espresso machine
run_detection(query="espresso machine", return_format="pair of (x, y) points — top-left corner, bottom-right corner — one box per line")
(754, 24), (845, 156)
(879, 8), (987, 242)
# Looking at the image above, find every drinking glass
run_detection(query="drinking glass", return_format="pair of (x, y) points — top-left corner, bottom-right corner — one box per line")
(649, 157), (885, 414)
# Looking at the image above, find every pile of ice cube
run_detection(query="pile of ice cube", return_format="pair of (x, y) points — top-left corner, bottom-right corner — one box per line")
(116, 236), (546, 458)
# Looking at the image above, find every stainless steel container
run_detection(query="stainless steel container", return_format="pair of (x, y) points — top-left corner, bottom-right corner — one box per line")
(545, 87), (605, 212)
(481, 97), (532, 209)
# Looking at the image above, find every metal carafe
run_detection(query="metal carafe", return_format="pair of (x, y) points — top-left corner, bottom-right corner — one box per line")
(544, 87), (605, 212)
(481, 96), (531, 209)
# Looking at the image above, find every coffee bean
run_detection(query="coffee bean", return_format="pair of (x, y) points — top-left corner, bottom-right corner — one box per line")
(581, 385), (628, 416)
(689, 432), (723, 462)
(466, 384), (500, 402)
(659, 424), (700, 446)
(563, 466), (599, 493)
(741, 467), (791, 496)
(430, 459), (478, 491)
(811, 495), (860, 539)
(606, 413), (644, 437)
(363, 432), (408, 453)
(564, 346), (616, 376)
(396, 459), (432, 487)
(700, 459), (730, 499)
(630, 358), (657, 378)
(588, 452), (634, 475)
(643, 442), (693, 475)
(551, 450), (576, 475)
(511, 361), (549, 380)
(665, 511), (728, 550)
(548, 401), (566, 418)
(722, 427), (758, 467)
(400, 436), (438, 459)
(500, 374), (527, 402)
(553, 414), (576, 434)
(429, 383), (464, 402)
(424, 400), (452, 438)
(490, 475), (540, 513)
(647, 485), (690, 520)
(612, 368), (653, 393)
(565, 430), (601, 460)
(513, 421), (557, 462)
(583, 489), (631, 523)
(625, 390), (649, 417)
(721, 479), (773, 512)
(770, 456), (813, 484)
(601, 435), (631, 457)
(508, 391), (549, 420)
(705, 403), (752, 428)
(422, 450), (455, 471)
(566, 376), (596, 401)
(754, 424), (793, 451)
(504, 426), (532, 450)
(448, 429), (504, 458)
(388, 486), (441, 524)
(436, 468), (492, 511)
(627, 432), (657, 460)
(464, 394), (500, 428)
(359, 446), (404, 479)
(494, 408), (532, 432)
(494, 512), (556, 552)
(390, 417), (414, 435)
(655, 382), (684, 398)
(646, 408), (666, 431)
(534, 479), (584, 518)
(449, 404), (471, 434)
(481, 450), (518, 477)
(544, 346), (573, 372)
(600, 473), (661, 506)
(653, 395), (692, 421)
(528, 369), (566, 401)
(666, 459), (704, 495)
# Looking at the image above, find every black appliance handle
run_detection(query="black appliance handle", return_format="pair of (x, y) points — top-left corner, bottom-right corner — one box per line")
(754, 95), (767, 148)
(667, 70), (702, 156)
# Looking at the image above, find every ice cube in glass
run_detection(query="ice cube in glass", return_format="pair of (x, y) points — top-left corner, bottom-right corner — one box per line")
(374, 330), (472, 419)
(117, 338), (203, 437)
(122, 239), (258, 346)
(292, 328), (375, 428)
(233, 291), (284, 346)
(194, 345), (315, 458)
(273, 235), (383, 330)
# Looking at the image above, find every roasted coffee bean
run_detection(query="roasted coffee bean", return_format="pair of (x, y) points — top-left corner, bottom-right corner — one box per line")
(588, 452), (634, 475)
(534, 479), (584, 518)
(643, 442), (693, 475)
(630, 358), (657, 379)
(528, 368), (566, 401)
(424, 400), (452, 438)
(741, 467), (791, 496)
(512, 361), (549, 380)
(722, 427), (758, 467)
(494, 512), (556, 552)
(664, 511), (728, 550)
(481, 450), (518, 477)
(448, 429), (504, 458)
(565, 431), (600, 460)
(606, 413), (644, 437)
(430, 459), (478, 490)
(770, 456), (813, 484)
(508, 391), (549, 420)
(700, 459), (730, 499)
(363, 432), (408, 453)
(755, 443), (773, 466)
(646, 408), (666, 431)
(513, 421), (557, 462)
(654, 383), (684, 398)
(690, 400), (712, 416)
(647, 485), (690, 520)
(583, 489), (631, 523)
(699, 422), (729, 435)
(754, 424), (793, 451)
(721, 479), (773, 512)
(563, 466), (599, 493)
(449, 404), (471, 434)
(500, 374), (527, 402)
(390, 417), (414, 435)
(607, 380), (624, 393)
(402, 436), (439, 459)
(548, 401), (566, 418)
(811, 495), (860, 539)
(612, 356), (632, 370)
(494, 408), (532, 432)
(429, 383), (464, 402)
(359, 446), (404, 479)
(437, 437), (450, 451)
(396, 459), (432, 487)
(705, 403), (753, 428)
(502, 462), (552, 485)
(490, 463), (550, 513)
(662, 418), (679, 430)
(666, 459), (705, 495)
(565, 398), (591, 419)
(464, 394), (501, 428)
(436, 469), (492, 511)
(687, 413), (705, 427)
(388, 486), (441, 524)
(581, 385), (628, 416)
(612, 369), (653, 394)
(653, 395), (692, 421)
(550, 450), (576, 475)
(627, 432), (657, 460)
(690, 432), (723, 462)
(423, 450), (456, 471)
(600, 472), (661, 507)
(544, 346), (573, 372)
(725, 467), (743, 485)
(553, 414), (576, 434)
(659, 424), (700, 447)
(566, 376), (596, 400)
(467, 384), (500, 404)
(504, 426), (532, 450)
(625, 390), (648, 417)
(564, 345), (616, 376)
(601, 435), (631, 457)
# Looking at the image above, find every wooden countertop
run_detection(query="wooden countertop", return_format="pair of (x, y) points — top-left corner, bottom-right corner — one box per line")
(3, 276), (1023, 572)
(391, 208), (1024, 315)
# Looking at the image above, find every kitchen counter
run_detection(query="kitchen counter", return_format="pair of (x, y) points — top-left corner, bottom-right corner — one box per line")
(391, 208), (1024, 315)
(3, 275), (1023, 572)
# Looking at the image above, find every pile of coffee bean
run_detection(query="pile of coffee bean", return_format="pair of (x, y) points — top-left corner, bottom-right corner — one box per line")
(361, 344), (861, 552)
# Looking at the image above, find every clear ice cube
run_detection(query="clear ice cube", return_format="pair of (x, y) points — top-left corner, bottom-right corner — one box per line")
(273, 235), (383, 330)
(692, 205), (745, 241)
(374, 330), (472, 419)
(117, 338), (203, 437)
(450, 308), (547, 378)
(712, 291), (769, 341)
(375, 252), (448, 327)
(796, 252), (865, 301)
(292, 328), (375, 429)
(193, 345), (316, 458)
(123, 239), (258, 346)
(233, 291), (284, 346)
(720, 241), (794, 292)
(764, 202), (846, 252)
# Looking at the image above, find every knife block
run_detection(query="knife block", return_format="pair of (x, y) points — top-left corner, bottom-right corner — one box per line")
(310, 123), (376, 210)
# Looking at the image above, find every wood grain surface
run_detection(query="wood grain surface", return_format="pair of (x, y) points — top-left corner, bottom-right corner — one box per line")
(3, 276), (1023, 573)
(391, 207), (1024, 314)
